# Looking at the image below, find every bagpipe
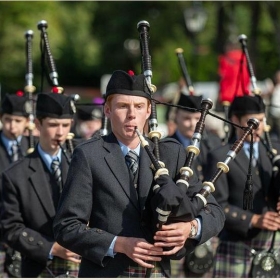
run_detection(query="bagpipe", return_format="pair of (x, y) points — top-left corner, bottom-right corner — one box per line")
(175, 48), (195, 96)
(24, 30), (37, 155)
(37, 20), (78, 163)
(136, 21), (260, 278)
(175, 46), (217, 275)
(37, 21), (80, 277)
(100, 107), (110, 136)
(8, 30), (37, 159)
(238, 34), (276, 155)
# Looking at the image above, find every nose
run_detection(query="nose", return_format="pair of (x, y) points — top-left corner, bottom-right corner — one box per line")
(127, 106), (136, 119)
(190, 118), (197, 129)
(56, 125), (64, 136)
(10, 120), (16, 131)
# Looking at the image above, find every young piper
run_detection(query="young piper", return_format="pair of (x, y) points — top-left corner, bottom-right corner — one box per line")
(53, 70), (225, 278)
(1, 92), (81, 277)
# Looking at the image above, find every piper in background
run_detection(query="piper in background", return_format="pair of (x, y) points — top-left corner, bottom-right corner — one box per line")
(73, 100), (103, 140)
(170, 94), (223, 278)
(171, 94), (222, 182)
(0, 92), (33, 278)
(1, 92), (81, 277)
(206, 95), (280, 278)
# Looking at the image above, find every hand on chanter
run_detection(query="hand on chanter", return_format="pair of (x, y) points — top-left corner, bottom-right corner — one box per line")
(153, 220), (196, 255)
(114, 236), (163, 268)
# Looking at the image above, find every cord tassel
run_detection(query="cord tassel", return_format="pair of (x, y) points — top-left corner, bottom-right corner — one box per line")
(243, 174), (253, 210)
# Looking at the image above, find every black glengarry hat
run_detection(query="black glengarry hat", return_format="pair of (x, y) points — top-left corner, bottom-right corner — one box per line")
(177, 94), (203, 110)
(36, 93), (75, 119)
(229, 95), (265, 118)
(76, 103), (103, 121)
(1, 92), (30, 117)
(105, 70), (151, 100)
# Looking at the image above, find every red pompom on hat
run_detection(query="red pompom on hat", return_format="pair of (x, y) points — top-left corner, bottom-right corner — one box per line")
(128, 70), (134, 76)
(16, 90), (24, 97)
(1, 93), (29, 117)
(52, 87), (60, 94)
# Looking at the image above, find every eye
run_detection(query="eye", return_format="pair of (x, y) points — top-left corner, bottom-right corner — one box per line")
(119, 103), (127, 108)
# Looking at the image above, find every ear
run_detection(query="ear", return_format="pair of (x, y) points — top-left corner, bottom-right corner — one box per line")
(34, 118), (41, 131)
(104, 104), (111, 118)
(231, 115), (239, 125)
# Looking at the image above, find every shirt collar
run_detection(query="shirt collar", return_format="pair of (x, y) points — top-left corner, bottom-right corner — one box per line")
(37, 144), (62, 172)
(175, 130), (191, 148)
(1, 133), (22, 155)
(243, 141), (259, 159)
(118, 140), (140, 157)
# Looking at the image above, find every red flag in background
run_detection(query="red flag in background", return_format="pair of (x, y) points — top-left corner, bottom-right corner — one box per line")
(218, 48), (250, 103)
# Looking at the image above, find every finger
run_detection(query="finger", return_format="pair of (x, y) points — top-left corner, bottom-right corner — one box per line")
(154, 234), (184, 242)
(136, 246), (164, 254)
(133, 254), (162, 263)
(155, 229), (180, 238)
(154, 241), (184, 248)
(68, 257), (81, 264)
(138, 242), (163, 252)
(134, 258), (156, 268)
(161, 246), (182, 256)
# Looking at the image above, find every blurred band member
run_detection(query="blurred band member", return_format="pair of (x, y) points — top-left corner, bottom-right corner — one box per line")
(1, 92), (81, 277)
(170, 94), (222, 278)
(207, 95), (280, 277)
(0, 92), (32, 278)
(171, 94), (222, 181)
(74, 103), (103, 140)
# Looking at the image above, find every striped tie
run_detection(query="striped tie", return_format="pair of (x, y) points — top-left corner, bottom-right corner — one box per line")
(51, 159), (62, 192)
(11, 143), (19, 162)
(125, 150), (139, 177)
(248, 147), (257, 167)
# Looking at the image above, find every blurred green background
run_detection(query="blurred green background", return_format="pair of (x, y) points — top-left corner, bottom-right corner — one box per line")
(0, 1), (280, 101)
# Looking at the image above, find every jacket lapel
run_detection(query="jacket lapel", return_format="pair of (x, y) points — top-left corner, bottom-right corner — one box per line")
(258, 143), (272, 195)
(0, 132), (13, 165)
(28, 149), (56, 218)
(103, 134), (139, 211)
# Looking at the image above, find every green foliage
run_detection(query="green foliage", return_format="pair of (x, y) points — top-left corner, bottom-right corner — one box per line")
(0, 1), (279, 95)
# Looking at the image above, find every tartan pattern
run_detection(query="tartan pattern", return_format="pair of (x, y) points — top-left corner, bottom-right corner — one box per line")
(118, 262), (165, 278)
(171, 236), (219, 278)
(213, 230), (280, 277)
(38, 257), (80, 278)
(170, 258), (185, 278)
